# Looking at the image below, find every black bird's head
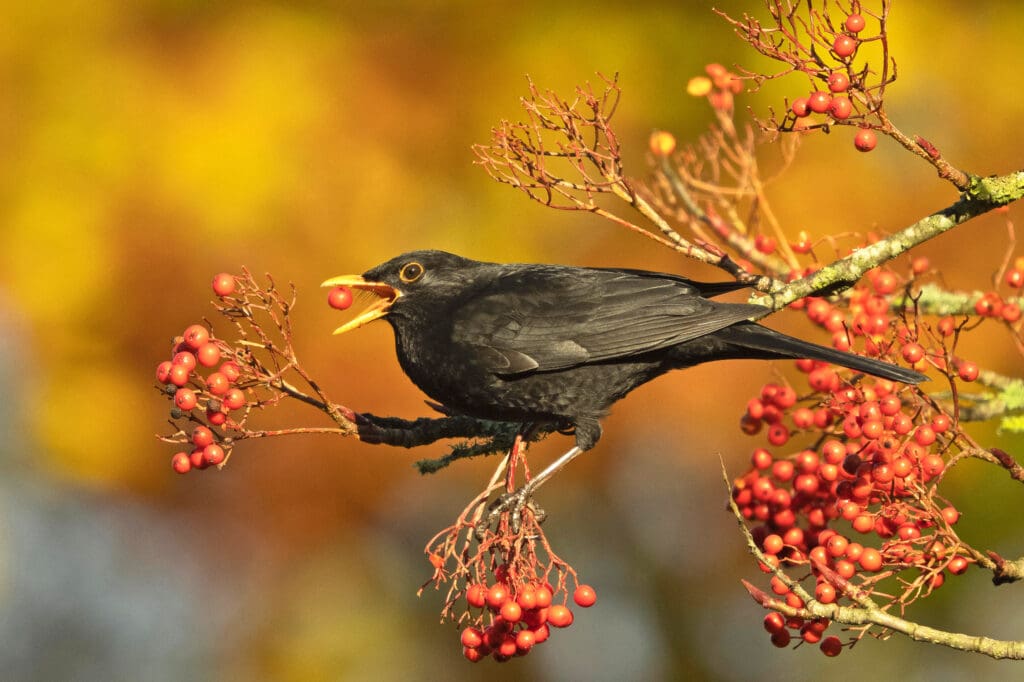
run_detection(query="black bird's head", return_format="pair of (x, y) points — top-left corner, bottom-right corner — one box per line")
(321, 250), (487, 335)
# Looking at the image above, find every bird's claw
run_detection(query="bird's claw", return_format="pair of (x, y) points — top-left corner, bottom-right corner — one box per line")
(474, 488), (546, 539)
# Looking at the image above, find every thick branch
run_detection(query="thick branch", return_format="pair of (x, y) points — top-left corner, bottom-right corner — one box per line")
(758, 172), (1024, 308)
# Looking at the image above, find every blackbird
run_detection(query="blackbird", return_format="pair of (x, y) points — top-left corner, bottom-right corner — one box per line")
(323, 250), (926, 495)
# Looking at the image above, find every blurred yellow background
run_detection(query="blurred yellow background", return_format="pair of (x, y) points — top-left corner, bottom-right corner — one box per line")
(1, 1), (1022, 680)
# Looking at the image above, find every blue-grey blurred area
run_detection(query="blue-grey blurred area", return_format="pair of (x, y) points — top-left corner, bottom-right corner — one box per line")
(1, 2), (1023, 680)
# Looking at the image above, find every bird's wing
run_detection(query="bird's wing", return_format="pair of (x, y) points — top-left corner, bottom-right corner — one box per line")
(452, 267), (767, 376)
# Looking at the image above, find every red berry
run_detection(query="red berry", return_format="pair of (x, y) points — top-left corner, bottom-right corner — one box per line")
(833, 34), (858, 57)
(328, 285), (354, 310)
(852, 514), (874, 534)
(772, 385), (797, 409)
(801, 622), (824, 644)
(807, 91), (831, 114)
(834, 559), (856, 579)
(462, 646), (482, 662)
(763, 534), (785, 555)
(192, 426), (214, 448)
(202, 443), (225, 465)
(207, 409), (227, 426)
(791, 97), (810, 117)
(827, 72), (850, 93)
(815, 583), (837, 604)
(914, 425), (936, 446)
(879, 395), (902, 416)
(547, 605), (574, 628)
(212, 273), (236, 297)
(792, 232), (813, 254)
(948, 556), (969, 575)
(156, 361), (174, 383)
(901, 342), (924, 364)
(859, 548), (883, 572)
(516, 586), (538, 610)
(872, 462), (895, 484)
(533, 623), (551, 644)
(515, 629), (536, 652)
(763, 611), (786, 633)
(174, 388), (197, 411)
(752, 447), (773, 470)
(189, 448), (207, 469)
(772, 459), (795, 482)
(573, 584), (597, 608)
(828, 96), (852, 120)
(222, 388), (246, 411)
(755, 235), (777, 255)
(854, 128), (877, 152)
(861, 419), (884, 440)
(1006, 268), (1024, 288)
(523, 607), (548, 629)
(820, 635), (843, 657)
(497, 635), (517, 658)
(767, 423), (790, 446)
(794, 474), (819, 495)
(205, 372), (230, 396)
(486, 583), (509, 611)
(845, 13), (866, 32)
(771, 629), (792, 648)
(173, 351), (197, 372)
(957, 361), (979, 382)
(171, 452), (191, 474)
(461, 627), (484, 648)
(534, 585), (553, 609)
(196, 342), (221, 368)
(220, 361), (242, 382)
(466, 584), (488, 608)
(1002, 303), (1022, 322)
(500, 600), (523, 623)
(921, 454), (945, 478)
(974, 293), (1003, 317)
(912, 257), (931, 275)
(826, 535), (849, 558)
(821, 439), (846, 464)
(183, 324), (210, 351)
(930, 413), (951, 433)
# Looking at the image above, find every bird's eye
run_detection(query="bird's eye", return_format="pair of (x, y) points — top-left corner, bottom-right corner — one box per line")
(399, 261), (424, 283)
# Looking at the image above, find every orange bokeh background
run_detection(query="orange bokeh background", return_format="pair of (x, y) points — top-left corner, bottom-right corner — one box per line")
(1, 2), (1022, 679)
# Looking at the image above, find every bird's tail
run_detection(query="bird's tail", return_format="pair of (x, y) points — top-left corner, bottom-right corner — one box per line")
(718, 322), (928, 384)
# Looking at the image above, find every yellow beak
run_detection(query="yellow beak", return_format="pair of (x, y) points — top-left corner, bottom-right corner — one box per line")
(320, 275), (402, 334)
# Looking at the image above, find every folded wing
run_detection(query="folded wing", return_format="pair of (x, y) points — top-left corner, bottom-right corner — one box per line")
(453, 266), (766, 376)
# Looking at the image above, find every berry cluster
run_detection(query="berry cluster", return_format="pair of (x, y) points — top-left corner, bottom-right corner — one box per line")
(727, 264), (1006, 653)
(971, 256), (1024, 324)
(456, 569), (597, 662)
(156, 274), (248, 474)
(734, 365), (971, 655)
(686, 62), (745, 112)
(756, 8), (885, 153)
(421, 443), (598, 665)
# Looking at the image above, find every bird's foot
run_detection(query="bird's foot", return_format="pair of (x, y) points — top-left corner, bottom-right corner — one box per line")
(475, 486), (547, 539)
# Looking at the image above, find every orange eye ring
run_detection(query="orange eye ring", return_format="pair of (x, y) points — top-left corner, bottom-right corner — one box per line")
(399, 261), (424, 283)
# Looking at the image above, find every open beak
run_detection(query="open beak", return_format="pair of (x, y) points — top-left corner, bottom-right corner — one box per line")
(320, 275), (402, 334)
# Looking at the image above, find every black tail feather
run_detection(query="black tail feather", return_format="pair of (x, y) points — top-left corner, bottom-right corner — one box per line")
(720, 323), (928, 384)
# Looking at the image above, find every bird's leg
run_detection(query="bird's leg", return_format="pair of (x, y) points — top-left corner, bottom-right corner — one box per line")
(485, 444), (585, 532)
(483, 418), (599, 532)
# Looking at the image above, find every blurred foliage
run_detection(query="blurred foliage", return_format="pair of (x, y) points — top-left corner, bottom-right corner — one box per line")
(0, 1), (1022, 680)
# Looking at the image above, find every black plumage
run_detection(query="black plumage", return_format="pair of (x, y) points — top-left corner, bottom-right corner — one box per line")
(323, 250), (926, 454)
